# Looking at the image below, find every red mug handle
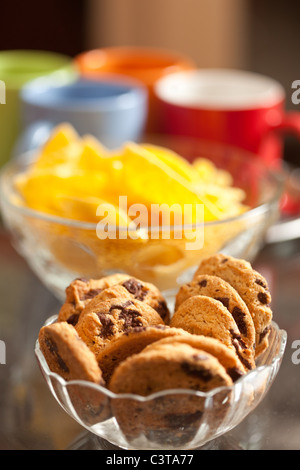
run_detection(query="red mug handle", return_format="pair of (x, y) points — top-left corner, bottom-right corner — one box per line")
(272, 111), (300, 137)
(268, 111), (300, 217)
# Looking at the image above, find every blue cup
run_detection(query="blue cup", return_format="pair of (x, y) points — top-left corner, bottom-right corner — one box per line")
(15, 76), (148, 156)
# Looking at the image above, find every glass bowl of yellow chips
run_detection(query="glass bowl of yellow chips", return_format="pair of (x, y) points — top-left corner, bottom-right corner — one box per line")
(0, 124), (284, 302)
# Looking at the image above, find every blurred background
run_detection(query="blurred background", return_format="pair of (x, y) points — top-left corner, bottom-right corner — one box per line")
(1, 0), (299, 164)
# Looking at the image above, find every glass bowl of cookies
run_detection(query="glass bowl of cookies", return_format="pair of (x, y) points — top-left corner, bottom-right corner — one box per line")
(0, 124), (284, 302)
(35, 254), (287, 450)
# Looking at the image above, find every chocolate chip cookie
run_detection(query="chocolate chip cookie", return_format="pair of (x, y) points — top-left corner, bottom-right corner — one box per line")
(38, 321), (104, 384)
(97, 325), (188, 383)
(175, 274), (256, 354)
(75, 297), (165, 356)
(57, 274), (131, 325)
(120, 277), (170, 323)
(109, 341), (233, 444)
(38, 321), (111, 424)
(193, 253), (272, 357)
(58, 274), (170, 325)
(109, 340), (233, 395)
(96, 277), (170, 323)
(149, 333), (246, 383)
(170, 295), (255, 371)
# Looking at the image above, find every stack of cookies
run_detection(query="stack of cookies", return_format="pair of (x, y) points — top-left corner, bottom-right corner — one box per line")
(39, 254), (273, 400)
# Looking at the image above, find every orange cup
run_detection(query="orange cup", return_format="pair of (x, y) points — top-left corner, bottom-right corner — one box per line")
(74, 47), (196, 134)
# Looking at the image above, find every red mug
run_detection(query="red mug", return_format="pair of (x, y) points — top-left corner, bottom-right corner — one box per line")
(154, 69), (300, 167)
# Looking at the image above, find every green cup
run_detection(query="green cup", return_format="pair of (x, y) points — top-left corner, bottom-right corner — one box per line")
(0, 50), (77, 166)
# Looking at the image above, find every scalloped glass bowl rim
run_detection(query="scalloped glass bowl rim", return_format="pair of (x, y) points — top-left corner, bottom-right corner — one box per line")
(0, 150), (285, 231)
(35, 315), (287, 402)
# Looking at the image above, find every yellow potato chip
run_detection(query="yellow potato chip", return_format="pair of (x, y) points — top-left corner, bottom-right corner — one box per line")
(33, 144), (82, 171)
(42, 123), (79, 154)
(115, 142), (221, 222)
(77, 135), (111, 172)
(192, 158), (233, 186)
(32, 123), (82, 171)
(56, 195), (132, 226)
(14, 168), (107, 216)
(141, 143), (199, 183)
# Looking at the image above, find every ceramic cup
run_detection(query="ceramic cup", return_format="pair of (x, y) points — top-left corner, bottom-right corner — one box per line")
(0, 49), (77, 166)
(154, 68), (300, 166)
(74, 47), (196, 133)
(16, 75), (148, 155)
